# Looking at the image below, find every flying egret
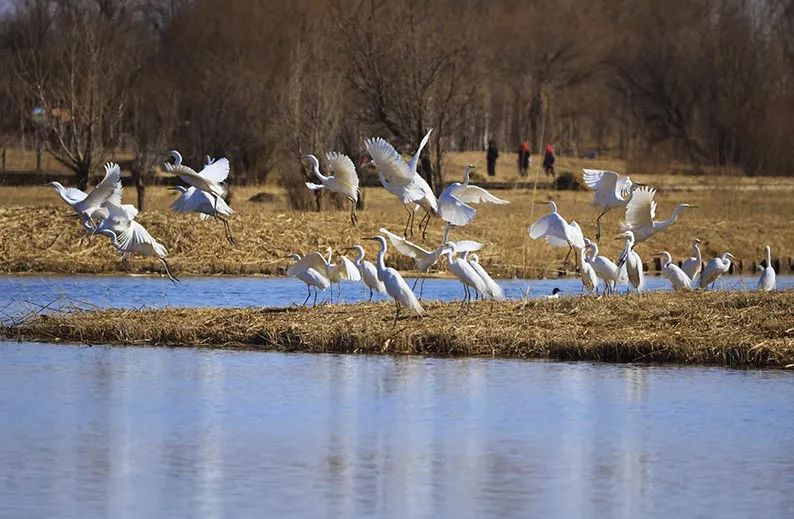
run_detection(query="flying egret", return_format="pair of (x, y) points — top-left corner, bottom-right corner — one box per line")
(49, 162), (122, 231)
(583, 239), (620, 294)
(348, 245), (386, 301)
(438, 164), (509, 226)
(303, 152), (360, 225)
(758, 245), (776, 292)
(578, 245), (599, 294)
(657, 251), (692, 290)
(467, 253), (505, 300)
(287, 253), (331, 306)
(616, 231), (643, 292)
(528, 201), (586, 267)
(681, 238), (703, 280)
(170, 185), (236, 245)
(582, 169), (641, 241)
(363, 235), (424, 326)
(445, 242), (489, 312)
(621, 186), (693, 244)
(698, 252), (736, 289)
(165, 150), (230, 210)
(95, 202), (177, 283)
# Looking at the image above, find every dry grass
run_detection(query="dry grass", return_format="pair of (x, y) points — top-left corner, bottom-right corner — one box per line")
(6, 291), (794, 368)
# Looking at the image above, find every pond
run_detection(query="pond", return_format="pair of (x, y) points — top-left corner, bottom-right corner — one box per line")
(1, 342), (793, 517)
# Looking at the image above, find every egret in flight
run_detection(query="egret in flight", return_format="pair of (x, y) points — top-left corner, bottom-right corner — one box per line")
(757, 245), (776, 292)
(467, 253), (505, 300)
(348, 245), (386, 301)
(445, 242), (488, 312)
(584, 239), (620, 294)
(698, 252), (736, 289)
(165, 151), (230, 210)
(363, 235), (424, 326)
(621, 186), (693, 244)
(657, 251), (692, 290)
(681, 238), (703, 280)
(616, 231), (643, 292)
(529, 201), (586, 268)
(582, 169), (641, 241)
(303, 152), (360, 225)
(438, 164), (509, 226)
(287, 253), (331, 306)
(50, 162), (122, 232)
(170, 185), (236, 245)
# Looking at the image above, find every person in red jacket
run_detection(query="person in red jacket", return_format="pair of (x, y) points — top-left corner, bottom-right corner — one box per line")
(542, 144), (555, 178)
(517, 140), (530, 177)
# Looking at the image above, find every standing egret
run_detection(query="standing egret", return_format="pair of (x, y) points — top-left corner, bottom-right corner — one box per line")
(303, 152), (360, 225)
(170, 185), (236, 245)
(758, 245), (776, 292)
(582, 169), (641, 241)
(578, 246), (599, 294)
(165, 151), (230, 210)
(324, 247), (362, 300)
(363, 235), (424, 326)
(681, 238), (703, 280)
(445, 242), (488, 312)
(49, 162), (122, 231)
(467, 253), (505, 300)
(657, 251), (692, 290)
(583, 239), (620, 294)
(528, 201), (586, 267)
(616, 231), (644, 292)
(438, 164), (509, 226)
(621, 186), (693, 244)
(348, 245), (386, 301)
(698, 252), (736, 289)
(287, 253), (331, 306)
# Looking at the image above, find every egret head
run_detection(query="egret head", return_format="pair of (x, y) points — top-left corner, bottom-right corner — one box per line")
(363, 235), (387, 250)
(463, 164), (476, 183)
(302, 154), (320, 170)
(287, 253), (302, 261)
(655, 251), (672, 264)
(615, 230), (635, 242)
(469, 253), (479, 263)
(168, 150), (183, 166)
(724, 252), (736, 261)
(534, 200), (557, 213)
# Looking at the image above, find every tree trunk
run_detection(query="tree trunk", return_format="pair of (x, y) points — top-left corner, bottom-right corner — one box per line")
(133, 169), (146, 211)
(528, 90), (543, 152)
(76, 163), (90, 191)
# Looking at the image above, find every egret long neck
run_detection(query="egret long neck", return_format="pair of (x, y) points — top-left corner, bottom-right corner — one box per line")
(766, 247), (772, 265)
(353, 246), (365, 264)
(376, 242), (387, 273)
(658, 205), (686, 229)
(693, 242), (701, 261)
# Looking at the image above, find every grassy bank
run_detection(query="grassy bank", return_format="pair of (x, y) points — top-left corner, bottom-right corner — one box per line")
(5, 292), (793, 368)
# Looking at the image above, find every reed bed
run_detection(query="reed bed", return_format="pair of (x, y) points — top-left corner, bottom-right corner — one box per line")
(5, 291), (794, 368)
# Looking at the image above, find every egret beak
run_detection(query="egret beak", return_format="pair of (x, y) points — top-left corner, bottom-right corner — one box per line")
(694, 238), (702, 244)
(688, 205), (699, 208)
(363, 237), (377, 241)
(533, 201), (547, 205)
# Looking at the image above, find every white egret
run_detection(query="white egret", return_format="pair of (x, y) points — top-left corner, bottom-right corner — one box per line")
(170, 185), (236, 245)
(324, 247), (362, 300)
(758, 245), (776, 292)
(583, 239), (620, 294)
(616, 231), (644, 292)
(348, 245), (386, 301)
(438, 164), (509, 226)
(95, 202), (177, 283)
(467, 253), (505, 300)
(582, 169), (641, 241)
(578, 246), (599, 294)
(287, 253), (331, 306)
(698, 252), (736, 289)
(49, 162), (122, 231)
(303, 152), (360, 225)
(681, 238), (703, 280)
(441, 224), (484, 255)
(657, 251), (692, 290)
(445, 242), (488, 312)
(621, 186), (693, 244)
(165, 150), (230, 209)
(363, 235), (424, 326)
(529, 201), (586, 267)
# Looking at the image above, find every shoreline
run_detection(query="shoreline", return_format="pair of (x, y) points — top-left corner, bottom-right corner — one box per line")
(5, 292), (793, 369)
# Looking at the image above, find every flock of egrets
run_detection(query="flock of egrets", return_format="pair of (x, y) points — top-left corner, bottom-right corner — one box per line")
(49, 128), (777, 324)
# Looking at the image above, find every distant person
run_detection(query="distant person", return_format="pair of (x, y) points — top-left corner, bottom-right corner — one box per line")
(486, 141), (499, 177)
(517, 140), (530, 177)
(543, 144), (556, 178)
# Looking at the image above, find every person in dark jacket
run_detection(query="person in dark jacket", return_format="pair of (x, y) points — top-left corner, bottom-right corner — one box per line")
(486, 141), (498, 177)
(518, 140), (530, 177)
(543, 144), (555, 177)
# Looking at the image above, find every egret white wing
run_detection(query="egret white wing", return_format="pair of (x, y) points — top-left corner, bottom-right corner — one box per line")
(438, 192), (476, 226)
(288, 252), (328, 277)
(116, 220), (167, 257)
(407, 128), (433, 173)
(325, 152), (359, 193)
(529, 213), (552, 240)
(338, 256), (362, 281)
(198, 157), (230, 183)
(624, 186), (656, 229)
(452, 240), (483, 253)
(379, 228), (430, 258)
(83, 163), (121, 207)
(61, 187), (88, 204)
(582, 169), (619, 192)
(454, 185), (509, 205)
(365, 137), (413, 185)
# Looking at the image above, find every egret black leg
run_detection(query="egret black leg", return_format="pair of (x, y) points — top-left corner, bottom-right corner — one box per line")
(392, 301), (401, 328)
(368, 288), (373, 302)
(303, 284), (311, 306)
(158, 258), (179, 284)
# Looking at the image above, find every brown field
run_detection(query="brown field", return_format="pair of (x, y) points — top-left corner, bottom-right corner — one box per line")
(1, 152), (793, 278)
(6, 291), (793, 368)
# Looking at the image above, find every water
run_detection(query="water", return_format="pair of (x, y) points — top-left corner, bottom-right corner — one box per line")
(1, 342), (793, 518)
(2, 274), (790, 323)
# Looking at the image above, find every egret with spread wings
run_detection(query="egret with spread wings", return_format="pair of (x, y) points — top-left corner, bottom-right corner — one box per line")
(170, 185), (236, 245)
(303, 152), (360, 225)
(287, 253), (331, 306)
(49, 162), (122, 231)
(165, 150), (230, 210)
(582, 169), (641, 241)
(528, 201), (586, 268)
(438, 164), (509, 227)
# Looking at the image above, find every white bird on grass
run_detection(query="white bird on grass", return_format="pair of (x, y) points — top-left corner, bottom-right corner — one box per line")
(616, 231), (644, 292)
(303, 152), (360, 225)
(583, 239), (620, 294)
(438, 165), (509, 226)
(657, 251), (692, 290)
(170, 185), (236, 245)
(681, 238), (703, 280)
(363, 235), (424, 326)
(324, 247), (362, 300)
(445, 242), (489, 312)
(165, 150), (230, 209)
(348, 245), (386, 301)
(287, 253), (331, 306)
(578, 245), (599, 295)
(49, 162), (122, 231)
(758, 245), (776, 292)
(621, 186), (694, 244)
(582, 169), (641, 241)
(529, 201), (586, 268)
(698, 252), (736, 289)
(466, 253), (505, 300)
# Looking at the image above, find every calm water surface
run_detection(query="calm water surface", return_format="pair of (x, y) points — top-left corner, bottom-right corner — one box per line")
(1, 342), (793, 518)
